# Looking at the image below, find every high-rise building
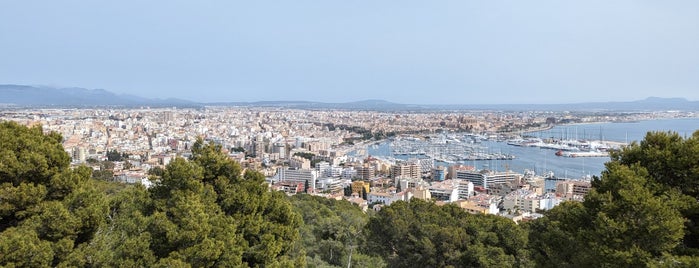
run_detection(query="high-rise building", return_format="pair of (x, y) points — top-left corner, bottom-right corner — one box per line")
(356, 165), (375, 180)
(391, 162), (421, 180)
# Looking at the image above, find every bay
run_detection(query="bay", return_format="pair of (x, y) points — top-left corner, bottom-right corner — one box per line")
(364, 117), (699, 179)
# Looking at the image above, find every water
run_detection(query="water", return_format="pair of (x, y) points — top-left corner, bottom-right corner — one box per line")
(363, 118), (699, 179)
(528, 118), (699, 143)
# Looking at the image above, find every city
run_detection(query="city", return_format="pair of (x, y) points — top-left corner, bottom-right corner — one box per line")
(3, 0), (699, 266)
(2, 107), (696, 220)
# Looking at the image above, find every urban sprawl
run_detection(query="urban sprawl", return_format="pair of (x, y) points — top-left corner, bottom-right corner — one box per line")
(1, 107), (694, 222)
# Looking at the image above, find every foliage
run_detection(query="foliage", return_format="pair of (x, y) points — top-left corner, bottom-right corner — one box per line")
(106, 149), (129, 162)
(148, 165), (166, 177)
(0, 127), (304, 267)
(230, 146), (246, 153)
(0, 121), (108, 267)
(92, 169), (114, 181)
(293, 152), (316, 161)
(610, 131), (699, 252)
(290, 194), (382, 268)
(528, 131), (699, 266)
(365, 199), (531, 267)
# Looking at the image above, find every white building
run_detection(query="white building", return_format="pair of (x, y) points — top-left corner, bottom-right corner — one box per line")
(276, 167), (318, 192)
(455, 169), (522, 189)
(428, 180), (460, 202)
(367, 190), (407, 206)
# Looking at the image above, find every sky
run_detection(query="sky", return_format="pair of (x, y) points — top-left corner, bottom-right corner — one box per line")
(1, 1), (698, 104)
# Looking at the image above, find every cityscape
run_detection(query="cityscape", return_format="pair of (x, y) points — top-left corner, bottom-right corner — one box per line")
(1, 104), (696, 215)
(2, 1), (699, 267)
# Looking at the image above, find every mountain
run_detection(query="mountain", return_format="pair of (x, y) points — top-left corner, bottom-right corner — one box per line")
(425, 97), (699, 111)
(1, 84), (697, 111)
(0, 85), (195, 107)
(209, 99), (422, 111)
(219, 97), (699, 111)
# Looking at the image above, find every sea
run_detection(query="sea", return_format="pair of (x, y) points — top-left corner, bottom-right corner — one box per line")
(362, 117), (699, 179)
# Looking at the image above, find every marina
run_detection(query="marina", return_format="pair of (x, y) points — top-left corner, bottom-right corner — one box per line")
(352, 118), (699, 180)
(390, 135), (515, 163)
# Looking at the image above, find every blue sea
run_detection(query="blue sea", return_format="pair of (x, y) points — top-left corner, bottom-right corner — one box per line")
(365, 117), (699, 179)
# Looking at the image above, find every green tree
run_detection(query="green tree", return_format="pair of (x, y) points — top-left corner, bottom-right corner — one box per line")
(92, 169), (114, 181)
(610, 130), (699, 253)
(290, 194), (380, 268)
(148, 165), (166, 177)
(365, 199), (530, 267)
(0, 121), (108, 267)
(190, 138), (303, 266)
(528, 160), (689, 266)
(106, 149), (127, 161)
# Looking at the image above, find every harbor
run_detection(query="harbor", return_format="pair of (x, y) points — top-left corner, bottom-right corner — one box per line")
(390, 135), (515, 163)
(350, 118), (699, 180)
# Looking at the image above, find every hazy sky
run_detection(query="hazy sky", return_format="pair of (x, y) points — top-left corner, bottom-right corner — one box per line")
(1, 1), (698, 104)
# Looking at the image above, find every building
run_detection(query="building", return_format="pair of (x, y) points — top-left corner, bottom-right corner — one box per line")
(454, 169), (521, 189)
(341, 167), (357, 179)
(276, 167), (317, 192)
(351, 181), (370, 195)
(391, 162), (421, 180)
(367, 190), (407, 206)
(408, 158), (433, 176)
(114, 170), (152, 188)
(432, 166), (446, 181)
(272, 181), (304, 195)
(454, 180), (475, 199)
(453, 200), (499, 215)
(447, 165), (475, 180)
(395, 176), (428, 191)
(468, 193), (501, 214)
(315, 161), (330, 175)
(356, 165), (375, 180)
(316, 177), (345, 193)
(289, 156), (311, 169)
(501, 190), (563, 213)
(407, 185), (431, 200)
(556, 180), (592, 199)
(272, 143), (286, 159)
(428, 180), (459, 202)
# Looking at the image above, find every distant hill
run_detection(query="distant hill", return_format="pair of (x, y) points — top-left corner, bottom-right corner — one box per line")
(209, 99), (424, 111)
(216, 97), (699, 111)
(0, 85), (195, 107)
(1, 84), (697, 111)
(437, 97), (699, 111)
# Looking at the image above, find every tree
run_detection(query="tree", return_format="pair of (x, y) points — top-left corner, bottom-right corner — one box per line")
(0, 121), (108, 267)
(106, 149), (128, 161)
(0, 123), (306, 267)
(190, 138), (303, 266)
(365, 199), (530, 267)
(92, 169), (114, 181)
(304, 179), (310, 193)
(148, 166), (166, 177)
(610, 130), (699, 253)
(528, 131), (699, 266)
(290, 194), (380, 267)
